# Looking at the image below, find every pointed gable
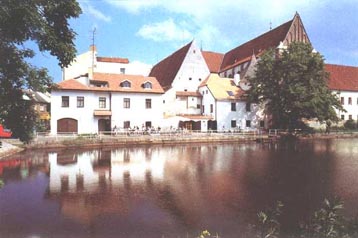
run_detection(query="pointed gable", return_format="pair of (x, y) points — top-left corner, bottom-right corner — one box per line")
(220, 13), (310, 72)
(202, 51), (224, 73)
(149, 41), (193, 90)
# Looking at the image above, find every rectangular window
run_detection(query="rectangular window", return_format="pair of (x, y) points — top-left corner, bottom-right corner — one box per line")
(260, 120), (265, 128)
(99, 97), (106, 108)
(61, 96), (69, 107)
(231, 120), (236, 128)
(348, 97), (352, 105)
(231, 102), (236, 111)
(210, 104), (213, 113)
(145, 121), (152, 128)
(349, 115), (352, 120)
(341, 97), (344, 105)
(197, 104), (201, 109)
(123, 121), (130, 129)
(123, 98), (130, 108)
(77, 96), (84, 108)
(145, 99), (152, 109)
(120, 68), (125, 74)
(202, 105), (205, 114)
(246, 120), (251, 127)
(341, 115), (345, 120)
(246, 102), (251, 112)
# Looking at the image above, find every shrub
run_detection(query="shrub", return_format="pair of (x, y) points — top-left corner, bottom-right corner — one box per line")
(344, 120), (357, 130)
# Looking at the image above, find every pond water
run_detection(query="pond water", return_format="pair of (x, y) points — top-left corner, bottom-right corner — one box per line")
(1, 138), (358, 238)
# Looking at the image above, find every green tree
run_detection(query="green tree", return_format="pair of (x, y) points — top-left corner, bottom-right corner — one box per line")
(0, 0), (81, 142)
(248, 42), (344, 130)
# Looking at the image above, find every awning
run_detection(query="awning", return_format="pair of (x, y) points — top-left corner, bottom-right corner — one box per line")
(94, 110), (112, 116)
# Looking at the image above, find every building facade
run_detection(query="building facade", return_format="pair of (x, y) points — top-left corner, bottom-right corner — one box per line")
(51, 73), (164, 134)
(326, 64), (358, 123)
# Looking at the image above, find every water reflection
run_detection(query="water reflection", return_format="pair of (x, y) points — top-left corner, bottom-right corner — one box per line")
(1, 139), (358, 237)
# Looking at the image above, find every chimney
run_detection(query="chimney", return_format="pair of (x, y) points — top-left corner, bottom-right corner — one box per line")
(89, 44), (97, 52)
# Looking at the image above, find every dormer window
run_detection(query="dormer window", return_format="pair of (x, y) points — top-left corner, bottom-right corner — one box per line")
(120, 80), (131, 88)
(142, 81), (152, 89)
(90, 80), (108, 88)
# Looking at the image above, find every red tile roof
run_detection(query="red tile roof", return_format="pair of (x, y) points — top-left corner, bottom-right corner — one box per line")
(325, 64), (358, 92)
(176, 91), (202, 97)
(220, 19), (293, 72)
(55, 73), (164, 94)
(202, 51), (224, 73)
(149, 42), (193, 91)
(96, 57), (129, 64)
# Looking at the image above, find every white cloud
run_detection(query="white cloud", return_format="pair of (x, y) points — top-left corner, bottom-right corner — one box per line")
(106, 0), (330, 50)
(136, 19), (193, 42)
(104, 0), (161, 14)
(82, 3), (112, 22)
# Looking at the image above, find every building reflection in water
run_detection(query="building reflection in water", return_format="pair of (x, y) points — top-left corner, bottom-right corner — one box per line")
(46, 144), (270, 231)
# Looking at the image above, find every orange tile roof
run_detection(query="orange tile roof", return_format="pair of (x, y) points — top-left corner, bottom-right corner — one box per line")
(176, 91), (202, 97)
(221, 19), (293, 72)
(55, 73), (164, 94)
(96, 57), (129, 64)
(149, 41), (193, 90)
(325, 64), (358, 92)
(202, 51), (224, 73)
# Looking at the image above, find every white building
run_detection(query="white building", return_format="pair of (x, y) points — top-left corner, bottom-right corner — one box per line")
(51, 73), (164, 134)
(149, 41), (213, 130)
(326, 64), (358, 123)
(199, 74), (265, 131)
(62, 45), (152, 81)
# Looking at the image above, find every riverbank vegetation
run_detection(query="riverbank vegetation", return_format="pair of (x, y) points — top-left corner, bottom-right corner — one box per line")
(198, 198), (358, 238)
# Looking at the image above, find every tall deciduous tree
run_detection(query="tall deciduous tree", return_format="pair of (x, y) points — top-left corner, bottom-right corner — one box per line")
(248, 42), (344, 130)
(0, 0), (81, 142)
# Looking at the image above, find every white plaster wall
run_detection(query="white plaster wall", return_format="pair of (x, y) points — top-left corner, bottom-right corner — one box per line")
(95, 61), (151, 76)
(111, 93), (163, 129)
(334, 90), (358, 121)
(200, 87), (216, 118)
(216, 101), (264, 131)
(63, 51), (94, 81)
(51, 90), (104, 134)
(172, 43), (210, 92)
(163, 41), (210, 116)
(51, 89), (163, 134)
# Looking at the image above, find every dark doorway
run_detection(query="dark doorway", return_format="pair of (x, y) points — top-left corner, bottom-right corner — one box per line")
(208, 120), (217, 131)
(98, 119), (111, 133)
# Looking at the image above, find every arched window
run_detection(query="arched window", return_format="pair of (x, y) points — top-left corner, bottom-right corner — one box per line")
(143, 81), (152, 89)
(120, 80), (131, 88)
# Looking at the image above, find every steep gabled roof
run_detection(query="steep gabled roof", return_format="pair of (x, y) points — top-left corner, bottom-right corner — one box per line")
(56, 73), (164, 94)
(149, 41), (193, 90)
(325, 64), (358, 92)
(220, 19), (293, 72)
(202, 51), (224, 73)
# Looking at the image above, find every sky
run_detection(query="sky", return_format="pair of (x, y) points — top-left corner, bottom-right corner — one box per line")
(31, 0), (358, 82)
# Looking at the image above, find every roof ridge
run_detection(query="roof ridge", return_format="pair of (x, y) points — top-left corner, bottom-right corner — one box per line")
(227, 18), (293, 56)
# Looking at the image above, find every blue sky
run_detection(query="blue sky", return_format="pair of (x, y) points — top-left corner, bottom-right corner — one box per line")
(31, 0), (358, 82)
